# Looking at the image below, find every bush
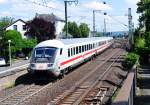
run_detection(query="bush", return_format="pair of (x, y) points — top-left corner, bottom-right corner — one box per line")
(122, 53), (139, 70)
(134, 37), (145, 48)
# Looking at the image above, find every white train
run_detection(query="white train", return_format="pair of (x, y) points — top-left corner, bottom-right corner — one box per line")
(27, 37), (113, 77)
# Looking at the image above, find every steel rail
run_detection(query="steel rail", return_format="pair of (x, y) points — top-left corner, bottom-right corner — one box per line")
(80, 51), (124, 105)
(0, 85), (34, 103)
(49, 49), (121, 105)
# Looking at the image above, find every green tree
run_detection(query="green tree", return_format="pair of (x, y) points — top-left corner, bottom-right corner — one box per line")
(63, 21), (81, 38)
(145, 32), (150, 48)
(0, 17), (14, 30)
(137, 0), (150, 31)
(25, 18), (56, 43)
(2, 30), (23, 59)
(0, 17), (14, 55)
(0, 17), (14, 38)
(96, 32), (102, 37)
(135, 37), (145, 48)
(22, 39), (37, 56)
(79, 23), (90, 38)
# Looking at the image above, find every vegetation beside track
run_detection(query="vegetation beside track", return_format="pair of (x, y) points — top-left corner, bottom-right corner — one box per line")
(122, 53), (139, 70)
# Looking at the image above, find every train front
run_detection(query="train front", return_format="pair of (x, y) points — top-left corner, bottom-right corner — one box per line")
(27, 47), (60, 76)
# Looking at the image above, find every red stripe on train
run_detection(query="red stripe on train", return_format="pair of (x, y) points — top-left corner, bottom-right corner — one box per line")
(60, 55), (82, 66)
(60, 44), (109, 66)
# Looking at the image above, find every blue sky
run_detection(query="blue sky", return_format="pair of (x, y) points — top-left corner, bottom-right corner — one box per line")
(0, 0), (140, 32)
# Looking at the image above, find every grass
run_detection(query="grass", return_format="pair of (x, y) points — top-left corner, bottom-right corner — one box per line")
(111, 87), (120, 101)
(4, 81), (15, 89)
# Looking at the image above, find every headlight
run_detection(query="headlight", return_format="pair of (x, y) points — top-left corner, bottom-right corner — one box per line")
(30, 64), (35, 68)
(47, 63), (53, 67)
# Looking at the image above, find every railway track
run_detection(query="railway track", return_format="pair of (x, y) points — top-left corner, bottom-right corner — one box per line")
(49, 49), (124, 105)
(0, 84), (44, 105)
(81, 53), (124, 105)
(0, 48), (126, 105)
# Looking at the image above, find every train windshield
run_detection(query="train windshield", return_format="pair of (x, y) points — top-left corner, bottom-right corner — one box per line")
(32, 47), (57, 63)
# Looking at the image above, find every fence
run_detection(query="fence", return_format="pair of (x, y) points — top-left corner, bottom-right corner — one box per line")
(112, 65), (137, 105)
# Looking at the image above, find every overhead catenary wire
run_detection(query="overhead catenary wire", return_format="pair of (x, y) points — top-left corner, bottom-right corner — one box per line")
(23, 0), (64, 12)
(20, 0), (128, 32)
(93, 11), (128, 32)
(107, 14), (128, 29)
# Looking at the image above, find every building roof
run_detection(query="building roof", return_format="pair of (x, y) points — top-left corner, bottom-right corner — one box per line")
(35, 13), (65, 23)
(3, 19), (26, 30)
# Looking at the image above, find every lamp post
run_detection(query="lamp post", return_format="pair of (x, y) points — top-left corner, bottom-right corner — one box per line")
(103, 12), (107, 36)
(8, 40), (11, 66)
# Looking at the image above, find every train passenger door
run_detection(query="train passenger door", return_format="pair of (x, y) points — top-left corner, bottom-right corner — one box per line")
(57, 48), (67, 70)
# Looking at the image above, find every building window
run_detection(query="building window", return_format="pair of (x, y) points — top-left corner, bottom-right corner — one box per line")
(22, 25), (26, 30)
(13, 25), (17, 30)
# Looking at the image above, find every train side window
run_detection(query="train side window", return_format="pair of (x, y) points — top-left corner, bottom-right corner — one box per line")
(84, 45), (86, 51)
(79, 46), (82, 53)
(86, 45), (88, 51)
(90, 44), (92, 49)
(71, 48), (73, 56)
(102, 41), (104, 45)
(85, 45), (87, 51)
(60, 48), (63, 55)
(73, 47), (76, 55)
(93, 43), (94, 48)
(76, 46), (79, 54)
(82, 45), (84, 52)
(100, 42), (102, 46)
(68, 48), (70, 57)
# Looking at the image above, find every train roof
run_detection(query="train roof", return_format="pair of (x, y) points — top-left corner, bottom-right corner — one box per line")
(35, 37), (113, 48)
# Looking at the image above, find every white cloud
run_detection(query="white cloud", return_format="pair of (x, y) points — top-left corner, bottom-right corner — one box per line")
(0, 0), (134, 31)
(0, 0), (7, 4)
(83, 1), (112, 10)
(6, 0), (63, 20)
(47, 1), (63, 9)
(0, 11), (11, 17)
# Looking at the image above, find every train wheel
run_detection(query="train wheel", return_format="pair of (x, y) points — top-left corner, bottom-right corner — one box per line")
(27, 70), (33, 75)
(59, 70), (65, 79)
